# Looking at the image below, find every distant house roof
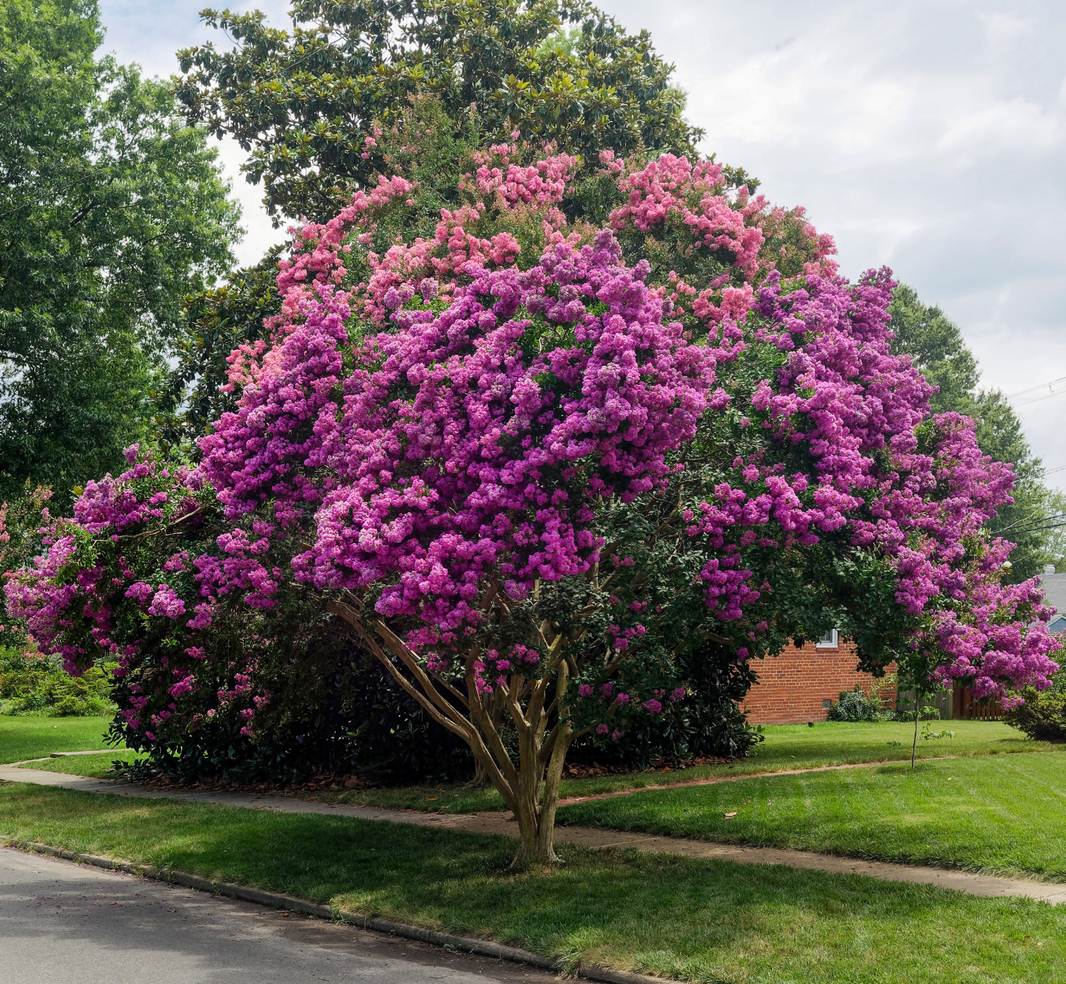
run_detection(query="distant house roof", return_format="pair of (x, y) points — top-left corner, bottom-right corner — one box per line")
(1039, 572), (1066, 633)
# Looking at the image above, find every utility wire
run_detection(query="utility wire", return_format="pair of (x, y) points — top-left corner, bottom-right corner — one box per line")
(1005, 375), (1066, 401)
(1010, 388), (1061, 407)
(990, 516), (1066, 538)
(1003, 374), (1066, 409)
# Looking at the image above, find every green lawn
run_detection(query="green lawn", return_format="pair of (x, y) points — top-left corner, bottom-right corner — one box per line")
(558, 751), (1066, 881)
(303, 720), (1051, 814)
(13, 719), (1066, 885)
(14, 749), (147, 776)
(0, 783), (1063, 984)
(0, 716), (114, 764)
(15, 718), (1048, 816)
(736, 720), (1041, 768)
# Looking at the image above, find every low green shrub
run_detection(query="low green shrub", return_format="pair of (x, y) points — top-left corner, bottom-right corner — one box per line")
(118, 638), (763, 786)
(570, 639), (764, 767)
(0, 646), (115, 716)
(1004, 670), (1066, 742)
(827, 682), (892, 723)
(113, 641), (472, 786)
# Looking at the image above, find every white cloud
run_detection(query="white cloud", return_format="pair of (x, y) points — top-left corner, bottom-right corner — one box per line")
(978, 11), (1037, 46)
(937, 98), (1064, 159)
(601, 0), (1066, 488)
(213, 138), (287, 266)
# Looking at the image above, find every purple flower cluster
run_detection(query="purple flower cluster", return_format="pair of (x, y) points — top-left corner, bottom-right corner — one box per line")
(200, 231), (712, 653)
(5, 141), (1060, 756)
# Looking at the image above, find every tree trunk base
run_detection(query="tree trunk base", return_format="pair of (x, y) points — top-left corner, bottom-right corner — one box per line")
(510, 812), (562, 868)
(510, 843), (562, 868)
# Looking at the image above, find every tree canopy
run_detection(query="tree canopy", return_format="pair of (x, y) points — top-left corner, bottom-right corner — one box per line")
(175, 0), (707, 223)
(0, 0), (241, 504)
(11, 137), (1057, 864)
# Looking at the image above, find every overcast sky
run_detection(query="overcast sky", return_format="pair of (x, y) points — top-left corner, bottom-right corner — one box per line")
(99, 0), (1066, 487)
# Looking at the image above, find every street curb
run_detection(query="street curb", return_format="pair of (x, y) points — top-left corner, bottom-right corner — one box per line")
(8, 840), (665, 984)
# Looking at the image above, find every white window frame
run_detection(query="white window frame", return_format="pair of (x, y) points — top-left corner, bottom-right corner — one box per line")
(816, 628), (839, 649)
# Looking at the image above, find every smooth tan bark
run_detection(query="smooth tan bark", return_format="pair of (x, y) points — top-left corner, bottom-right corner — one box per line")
(328, 598), (583, 864)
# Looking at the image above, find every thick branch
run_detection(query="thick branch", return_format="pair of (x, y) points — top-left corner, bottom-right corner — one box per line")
(328, 602), (471, 739)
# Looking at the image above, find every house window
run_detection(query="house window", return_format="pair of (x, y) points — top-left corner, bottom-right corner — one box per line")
(816, 629), (839, 649)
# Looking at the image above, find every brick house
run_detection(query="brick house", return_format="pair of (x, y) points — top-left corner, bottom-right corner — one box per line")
(742, 630), (897, 725)
(738, 567), (1066, 726)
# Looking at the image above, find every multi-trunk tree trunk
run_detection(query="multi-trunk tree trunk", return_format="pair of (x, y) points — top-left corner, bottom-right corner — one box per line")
(328, 599), (582, 865)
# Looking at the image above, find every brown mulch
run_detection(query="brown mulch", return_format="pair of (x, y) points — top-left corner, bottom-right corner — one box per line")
(137, 770), (369, 796)
(128, 754), (737, 797)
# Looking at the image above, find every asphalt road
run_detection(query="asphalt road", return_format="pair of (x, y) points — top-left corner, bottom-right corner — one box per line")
(0, 847), (560, 984)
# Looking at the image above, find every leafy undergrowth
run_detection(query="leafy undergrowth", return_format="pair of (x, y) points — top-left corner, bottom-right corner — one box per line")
(0, 716), (113, 764)
(558, 751), (1066, 882)
(0, 647), (114, 717)
(0, 783), (1062, 984)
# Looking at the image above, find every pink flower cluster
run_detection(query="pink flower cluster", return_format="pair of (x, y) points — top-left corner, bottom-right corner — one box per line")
(611, 155), (765, 274)
(469, 143), (578, 206)
(672, 270), (1059, 699)
(3, 447), (276, 739)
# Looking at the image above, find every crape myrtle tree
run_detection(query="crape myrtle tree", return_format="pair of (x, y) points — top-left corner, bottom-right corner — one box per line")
(10, 136), (1060, 864)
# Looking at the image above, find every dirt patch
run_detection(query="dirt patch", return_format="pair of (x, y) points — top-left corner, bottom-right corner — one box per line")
(133, 769), (370, 796)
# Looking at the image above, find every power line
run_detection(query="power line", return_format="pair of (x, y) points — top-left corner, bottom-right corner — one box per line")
(1015, 389), (1066, 409)
(1005, 375), (1066, 401)
(1003, 374), (1066, 409)
(990, 516), (1066, 538)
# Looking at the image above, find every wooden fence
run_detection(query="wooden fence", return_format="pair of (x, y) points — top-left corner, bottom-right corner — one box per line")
(952, 685), (1004, 721)
(896, 685), (1004, 721)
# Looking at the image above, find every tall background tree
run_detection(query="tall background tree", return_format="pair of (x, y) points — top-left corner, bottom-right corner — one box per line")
(174, 0), (710, 224)
(0, 0), (242, 506)
(888, 285), (1066, 582)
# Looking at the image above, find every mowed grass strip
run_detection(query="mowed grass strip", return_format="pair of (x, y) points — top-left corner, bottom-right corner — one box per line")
(737, 720), (1045, 769)
(0, 716), (113, 764)
(298, 720), (1051, 814)
(13, 720), (1045, 814)
(558, 752), (1066, 881)
(0, 783), (1063, 984)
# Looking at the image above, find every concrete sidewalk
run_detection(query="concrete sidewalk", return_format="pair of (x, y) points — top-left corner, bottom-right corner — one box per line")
(3, 760), (1065, 905)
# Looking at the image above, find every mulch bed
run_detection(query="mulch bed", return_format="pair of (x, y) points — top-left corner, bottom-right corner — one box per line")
(135, 770), (369, 795)
(123, 754), (738, 797)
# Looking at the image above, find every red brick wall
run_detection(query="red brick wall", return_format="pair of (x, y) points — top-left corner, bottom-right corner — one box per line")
(741, 640), (897, 725)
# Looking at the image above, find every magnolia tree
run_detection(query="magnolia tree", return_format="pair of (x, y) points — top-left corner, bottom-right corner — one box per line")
(10, 138), (1060, 863)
